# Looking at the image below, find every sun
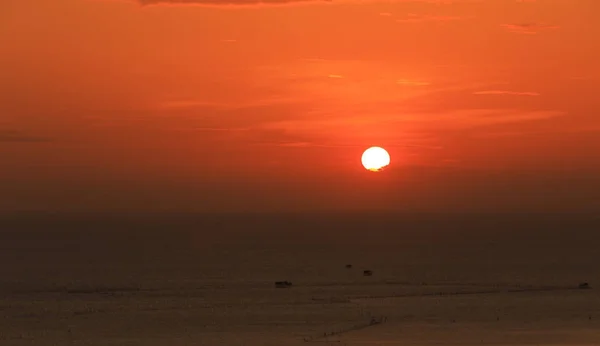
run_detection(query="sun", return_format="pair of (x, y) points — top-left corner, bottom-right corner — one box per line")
(361, 147), (390, 172)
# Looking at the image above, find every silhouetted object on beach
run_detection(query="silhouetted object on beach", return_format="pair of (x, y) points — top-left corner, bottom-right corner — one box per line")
(346, 264), (353, 269)
(363, 270), (373, 276)
(578, 282), (591, 289)
(275, 281), (292, 288)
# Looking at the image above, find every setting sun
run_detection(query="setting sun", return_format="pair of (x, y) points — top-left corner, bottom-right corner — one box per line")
(361, 147), (390, 172)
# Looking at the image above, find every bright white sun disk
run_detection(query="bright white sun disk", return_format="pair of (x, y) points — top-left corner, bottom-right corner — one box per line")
(361, 147), (390, 171)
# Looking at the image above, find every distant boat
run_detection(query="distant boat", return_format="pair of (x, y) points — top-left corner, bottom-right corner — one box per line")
(345, 264), (353, 269)
(578, 282), (591, 289)
(275, 281), (292, 288)
(363, 270), (373, 276)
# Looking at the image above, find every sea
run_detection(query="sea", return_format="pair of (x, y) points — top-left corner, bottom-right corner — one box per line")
(0, 212), (599, 345)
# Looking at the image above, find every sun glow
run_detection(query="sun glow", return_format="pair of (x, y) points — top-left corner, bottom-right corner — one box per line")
(361, 147), (390, 172)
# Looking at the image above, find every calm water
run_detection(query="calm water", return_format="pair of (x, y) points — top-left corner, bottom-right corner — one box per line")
(1, 213), (599, 345)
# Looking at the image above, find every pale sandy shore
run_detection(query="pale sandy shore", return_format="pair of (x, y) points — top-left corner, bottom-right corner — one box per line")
(1, 281), (598, 345)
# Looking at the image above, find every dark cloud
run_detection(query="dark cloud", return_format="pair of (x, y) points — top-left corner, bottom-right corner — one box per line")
(473, 90), (540, 96)
(137, 0), (478, 4)
(501, 23), (559, 34)
(396, 14), (464, 23)
(0, 130), (51, 143)
(138, 0), (331, 6)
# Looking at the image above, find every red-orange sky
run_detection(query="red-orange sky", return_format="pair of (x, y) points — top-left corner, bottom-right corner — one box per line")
(1, 0), (599, 213)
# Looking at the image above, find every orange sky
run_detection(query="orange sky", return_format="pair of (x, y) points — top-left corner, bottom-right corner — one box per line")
(1, 0), (599, 213)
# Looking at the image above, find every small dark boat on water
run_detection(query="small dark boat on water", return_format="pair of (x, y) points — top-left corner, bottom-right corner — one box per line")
(578, 282), (591, 289)
(275, 281), (292, 288)
(363, 270), (373, 276)
(345, 264), (353, 269)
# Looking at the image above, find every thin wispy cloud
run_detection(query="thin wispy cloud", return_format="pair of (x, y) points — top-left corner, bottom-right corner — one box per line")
(136, 0), (481, 7)
(153, 58), (559, 156)
(137, 0), (331, 6)
(457, 109), (562, 127)
(473, 90), (540, 96)
(267, 141), (367, 148)
(397, 79), (430, 86)
(255, 139), (444, 149)
(157, 100), (225, 110)
(254, 108), (563, 145)
(396, 14), (464, 23)
(187, 127), (250, 132)
(253, 59), (443, 108)
(501, 23), (559, 34)
(473, 131), (532, 138)
(265, 142), (442, 149)
(156, 96), (301, 111)
(0, 130), (51, 143)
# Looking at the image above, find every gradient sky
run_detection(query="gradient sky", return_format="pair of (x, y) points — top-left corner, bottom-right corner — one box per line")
(1, 0), (599, 213)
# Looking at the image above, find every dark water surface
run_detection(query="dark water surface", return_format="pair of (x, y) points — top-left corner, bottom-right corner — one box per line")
(1, 213), (599, 345)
